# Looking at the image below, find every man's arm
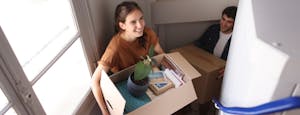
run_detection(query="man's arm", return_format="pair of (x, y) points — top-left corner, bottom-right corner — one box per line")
(194, 24), (219, 53)
(195, 27), (212, 48)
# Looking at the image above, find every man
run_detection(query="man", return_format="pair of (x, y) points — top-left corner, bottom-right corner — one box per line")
(195, 6), (237, 60)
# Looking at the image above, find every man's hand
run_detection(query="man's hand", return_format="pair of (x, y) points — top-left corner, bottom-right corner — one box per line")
(217, 67), (225, 79)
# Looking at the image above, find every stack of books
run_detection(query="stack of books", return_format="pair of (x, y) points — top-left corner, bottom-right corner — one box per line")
(160, 55), (185, 88)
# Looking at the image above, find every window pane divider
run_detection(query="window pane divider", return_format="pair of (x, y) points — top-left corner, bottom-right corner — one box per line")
(31, 33), (80, 85)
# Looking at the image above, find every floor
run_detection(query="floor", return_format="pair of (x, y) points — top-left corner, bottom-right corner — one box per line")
(173, 101), (218, 115)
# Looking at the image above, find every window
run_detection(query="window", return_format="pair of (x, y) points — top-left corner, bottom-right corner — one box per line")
(32, 40), (90, 115)
(0, 89), (9, 112)
(0, 0), (78, 81)
(0, 0), (94, 114)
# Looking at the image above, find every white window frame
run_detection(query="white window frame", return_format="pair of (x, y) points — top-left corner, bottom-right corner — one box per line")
(0, 55), (28, 114)
(0, 26), (45, 114)
(0, 0), (99, 114)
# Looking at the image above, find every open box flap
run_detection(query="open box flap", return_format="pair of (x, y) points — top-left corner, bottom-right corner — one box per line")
(171, 45), (226, 72)
(100, 70), (126, 115)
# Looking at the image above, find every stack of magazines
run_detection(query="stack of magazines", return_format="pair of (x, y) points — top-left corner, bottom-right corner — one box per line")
(160, 55), (185, 88)
(148, 55), (186, 95)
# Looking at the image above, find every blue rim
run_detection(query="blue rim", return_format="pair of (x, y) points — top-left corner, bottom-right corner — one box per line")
(213, 96), (300, 115)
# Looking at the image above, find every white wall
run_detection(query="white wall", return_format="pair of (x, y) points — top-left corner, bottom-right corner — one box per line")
(151, 0), (239, 51)
(152, 0), (238, 24)
(86, 0), (115, 58)
(157, 21), (218, 51)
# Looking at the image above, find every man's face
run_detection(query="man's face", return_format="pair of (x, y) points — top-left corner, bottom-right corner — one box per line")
(220, 14), (234, 34)
(119, 9), (145, 38)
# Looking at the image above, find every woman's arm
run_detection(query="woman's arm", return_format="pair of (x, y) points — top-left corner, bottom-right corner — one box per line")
(91, 65), (110, 115)
(154, 41), (165, 54)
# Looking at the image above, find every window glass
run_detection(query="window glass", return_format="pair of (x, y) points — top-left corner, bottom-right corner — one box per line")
(33, 39), (90, 115)
(0, 88), (9, 110)
(5, 108), (17, 115)
(0, 0), (78, 81)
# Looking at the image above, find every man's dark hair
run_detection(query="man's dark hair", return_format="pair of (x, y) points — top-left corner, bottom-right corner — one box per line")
(222, 6), (237, 20)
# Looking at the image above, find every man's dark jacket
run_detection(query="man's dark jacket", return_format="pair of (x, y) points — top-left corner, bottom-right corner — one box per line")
(194, 24), (231, 60)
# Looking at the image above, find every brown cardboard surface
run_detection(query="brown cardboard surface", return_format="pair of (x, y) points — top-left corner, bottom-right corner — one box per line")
(104, 53), (201, 115)
(171, 44), (226, 104)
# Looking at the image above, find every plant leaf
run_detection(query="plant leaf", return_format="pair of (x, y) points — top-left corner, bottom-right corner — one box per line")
(134, 61), (151, 81)
(148, 44), (154, 57)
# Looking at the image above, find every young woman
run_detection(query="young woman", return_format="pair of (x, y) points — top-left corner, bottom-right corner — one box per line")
(91, 1), (164, 115)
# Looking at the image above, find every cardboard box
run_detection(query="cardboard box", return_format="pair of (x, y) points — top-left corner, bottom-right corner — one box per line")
(170, 44), (226, 104)
(101, 52), (201, 115)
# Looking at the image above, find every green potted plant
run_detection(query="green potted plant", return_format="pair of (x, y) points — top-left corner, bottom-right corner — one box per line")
(127, 45), (155, 97)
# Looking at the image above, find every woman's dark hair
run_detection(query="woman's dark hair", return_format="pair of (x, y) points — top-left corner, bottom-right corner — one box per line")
(222, 6), (237, 20)
(114, 1), (147, 48)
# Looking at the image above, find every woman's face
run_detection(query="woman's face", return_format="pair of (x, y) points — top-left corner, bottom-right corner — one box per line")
(119, 9), (145, 39)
